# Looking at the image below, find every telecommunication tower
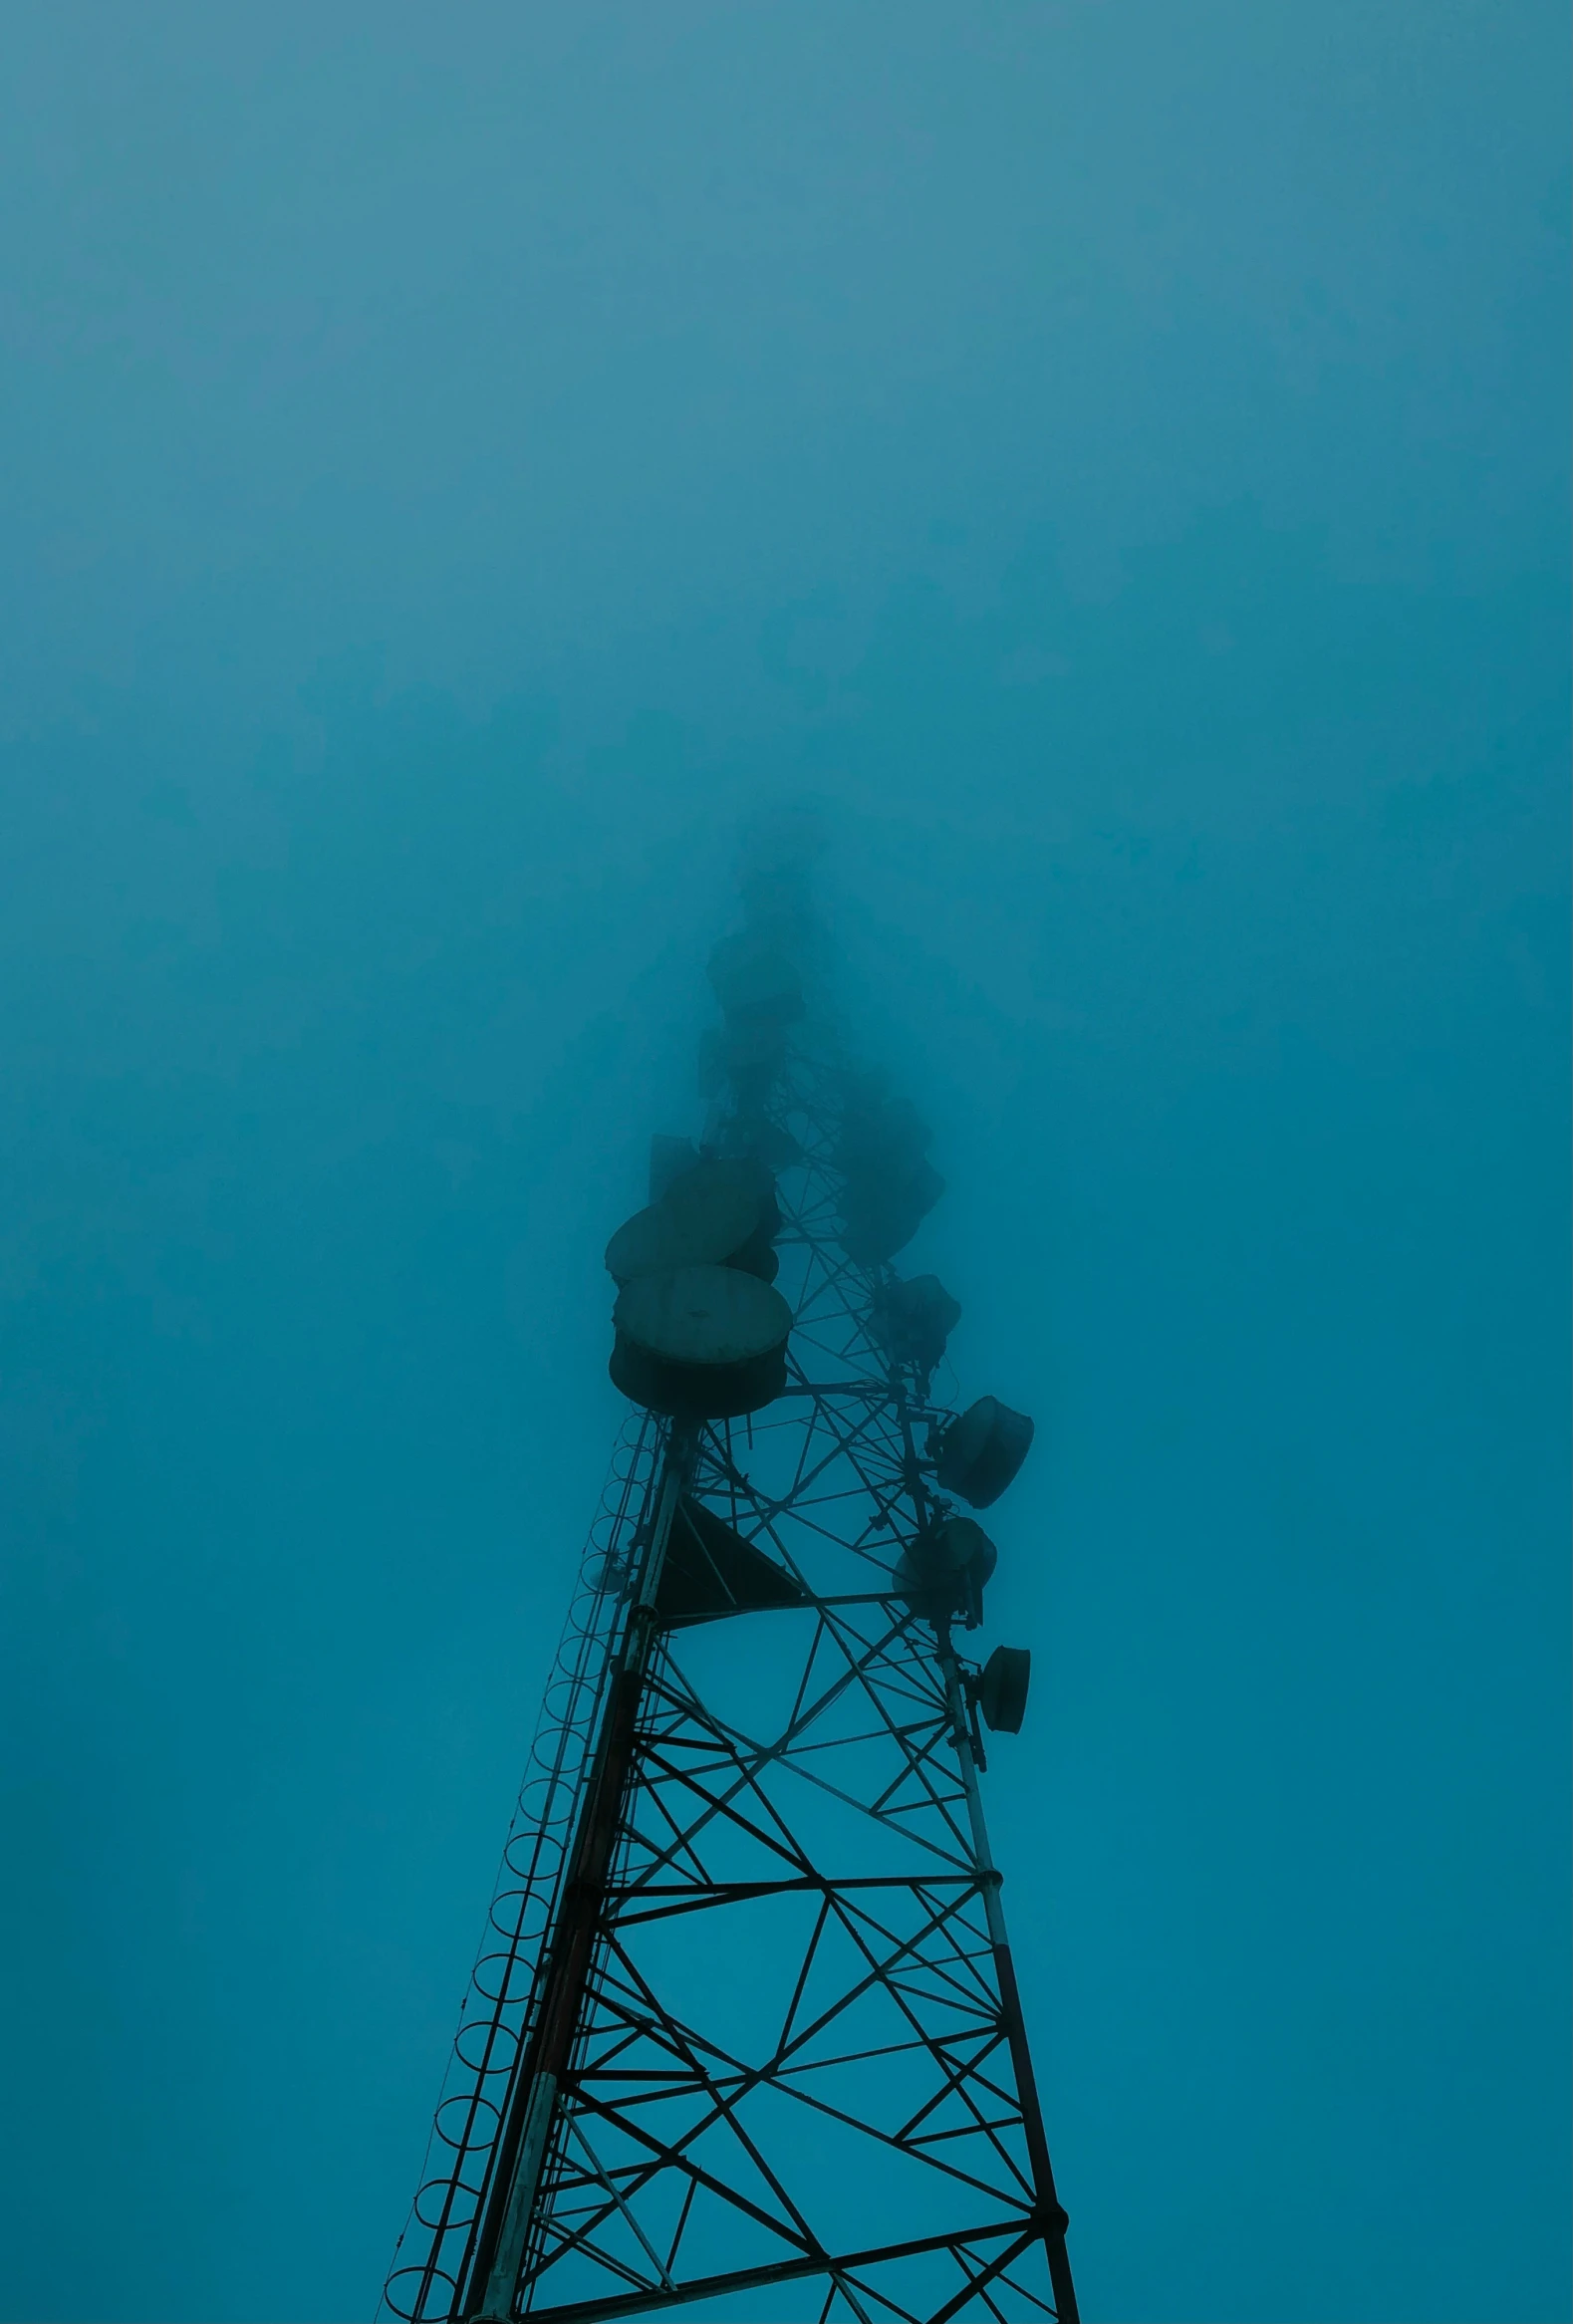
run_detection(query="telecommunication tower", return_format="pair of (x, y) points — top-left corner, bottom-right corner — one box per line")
(383, 851), (1079, 2324)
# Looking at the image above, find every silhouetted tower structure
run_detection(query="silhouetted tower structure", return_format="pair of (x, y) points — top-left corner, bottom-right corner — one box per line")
(384, 854), (1079, 2324)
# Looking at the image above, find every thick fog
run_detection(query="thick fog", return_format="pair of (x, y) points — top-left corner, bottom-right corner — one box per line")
(1, 6), (1567, 2321)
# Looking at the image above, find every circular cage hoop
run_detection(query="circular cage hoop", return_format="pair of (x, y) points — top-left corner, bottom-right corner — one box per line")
(414, 2177), (480, 2232)
(385, 2264), (460, 2321)
(454, 2016), (519, 2074)
(433, 2093), (501, 2153)
(473, 1949), (538, 2004)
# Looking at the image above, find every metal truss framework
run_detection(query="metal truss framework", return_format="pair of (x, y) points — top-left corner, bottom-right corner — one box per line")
(385, 1041), (1077, 2324)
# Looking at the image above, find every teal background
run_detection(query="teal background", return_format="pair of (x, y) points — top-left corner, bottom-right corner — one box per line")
(0, 7), (1567, 2320)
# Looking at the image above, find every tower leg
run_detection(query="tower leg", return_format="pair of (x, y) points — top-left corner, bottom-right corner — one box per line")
(937, 1629), (1080, 2324)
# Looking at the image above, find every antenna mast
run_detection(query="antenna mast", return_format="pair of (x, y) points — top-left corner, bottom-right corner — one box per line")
(384, 844), (1079, 2324)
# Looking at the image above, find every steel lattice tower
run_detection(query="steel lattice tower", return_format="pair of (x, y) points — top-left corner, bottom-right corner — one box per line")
(383, 906), (1079, 2324)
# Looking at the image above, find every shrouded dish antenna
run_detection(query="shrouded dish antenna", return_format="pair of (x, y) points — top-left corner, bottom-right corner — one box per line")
(836, 1090), (945, 1264)
(893, 1515), (998, 1629)
(606, 1158), (780, 1285)
(873, 1275), (962, 1378)
(610, 1264), (792, 1420)
(933, 1397), (1034, 1508)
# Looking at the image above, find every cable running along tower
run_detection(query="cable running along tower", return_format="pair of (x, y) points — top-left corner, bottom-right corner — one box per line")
(384, 846), (1079, 2324)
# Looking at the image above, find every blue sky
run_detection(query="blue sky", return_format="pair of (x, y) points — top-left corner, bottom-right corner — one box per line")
(0, 6), (1567, 2320)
